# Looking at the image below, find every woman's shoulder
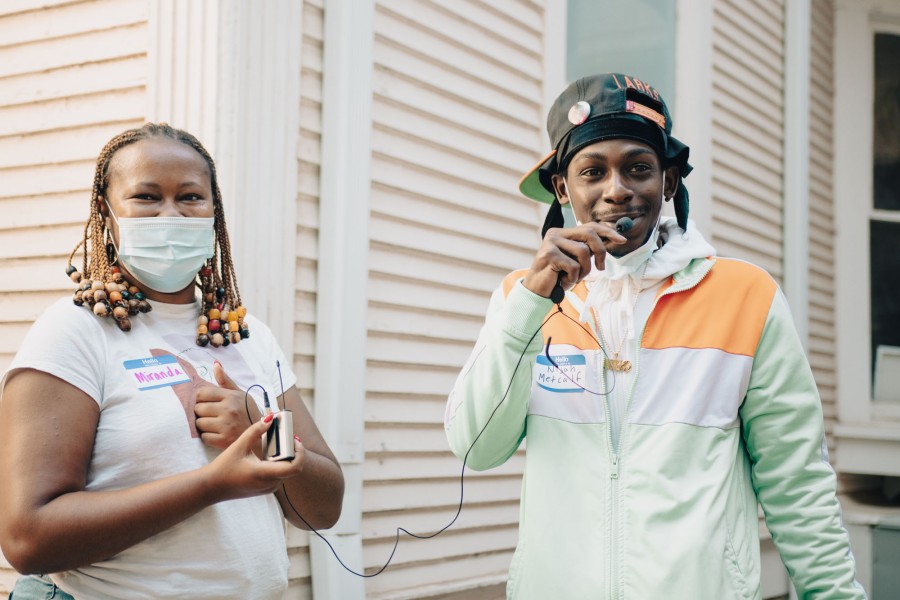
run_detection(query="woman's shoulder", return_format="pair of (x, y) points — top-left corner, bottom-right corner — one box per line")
(38, 296), (109, 331)
(19, 297), (114, 360)
(7, 297), (110, 405)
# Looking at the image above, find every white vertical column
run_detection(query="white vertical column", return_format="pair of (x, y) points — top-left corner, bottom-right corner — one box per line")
(542, 0), (571, 227)
(146, 0), (220, 150)
(542, 0), (567, 126)
(214, 0), (301, 356)
(310, 0), (375, 597)
(833, 1), (874, 423)
(146, 0), (301, 355)
(783, 0), (811, 350)
(674, 0), (713, 235)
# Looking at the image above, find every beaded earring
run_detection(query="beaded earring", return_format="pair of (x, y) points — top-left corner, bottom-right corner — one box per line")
(196, 263), (249, 347)
(67, 261), (151, 332)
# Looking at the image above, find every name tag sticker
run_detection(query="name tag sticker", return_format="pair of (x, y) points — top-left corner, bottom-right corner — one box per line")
(535, 354), (586, 393)
(124, 354), (191, 391)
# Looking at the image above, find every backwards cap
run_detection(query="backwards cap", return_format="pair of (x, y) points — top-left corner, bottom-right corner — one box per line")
(519, 73), (692, 234)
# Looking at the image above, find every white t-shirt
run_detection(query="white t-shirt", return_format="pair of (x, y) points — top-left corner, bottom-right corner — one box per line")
(3, 297), (298, 599)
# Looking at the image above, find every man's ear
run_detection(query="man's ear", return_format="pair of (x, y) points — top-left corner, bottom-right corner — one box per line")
(663, 166), (680, 200)
(550, 173), (570, 205)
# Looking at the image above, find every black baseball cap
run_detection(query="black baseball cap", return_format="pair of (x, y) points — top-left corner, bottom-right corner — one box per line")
(519, 73), (692, 233)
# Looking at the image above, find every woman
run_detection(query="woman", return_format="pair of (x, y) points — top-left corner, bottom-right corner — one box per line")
(0, 123), (344, 599)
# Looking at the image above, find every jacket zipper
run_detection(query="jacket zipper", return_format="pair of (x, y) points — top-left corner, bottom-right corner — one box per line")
(606, 259), (714, 600)
(601, 352), (618, 600)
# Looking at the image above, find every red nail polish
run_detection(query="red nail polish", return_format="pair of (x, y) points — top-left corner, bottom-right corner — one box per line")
(294, 435), (302, 443)
(263, 413), (274, 423)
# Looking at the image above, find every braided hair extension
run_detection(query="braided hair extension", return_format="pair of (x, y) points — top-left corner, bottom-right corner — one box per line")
(66, 123), (248, 346)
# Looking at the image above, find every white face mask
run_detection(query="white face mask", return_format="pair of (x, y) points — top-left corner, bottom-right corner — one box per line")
(107, 204), (215, 293)
(603, 214), (661, 280)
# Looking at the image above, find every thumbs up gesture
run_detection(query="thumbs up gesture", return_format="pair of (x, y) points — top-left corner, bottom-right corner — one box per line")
(194, 361), (257, 451)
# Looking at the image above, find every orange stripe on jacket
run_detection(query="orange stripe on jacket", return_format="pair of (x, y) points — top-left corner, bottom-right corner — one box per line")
(501, 269), (531, 297)
(501, 271), (599, 351)
(540, 285), (598, 350)
(642, 258), (776, 356)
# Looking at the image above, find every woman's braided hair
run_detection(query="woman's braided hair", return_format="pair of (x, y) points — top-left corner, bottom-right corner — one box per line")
(66, 123), (247, 346)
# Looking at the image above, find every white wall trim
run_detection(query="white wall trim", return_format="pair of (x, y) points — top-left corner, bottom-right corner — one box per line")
(146, 0), (221, 155)
(145, 0), (300, 357)
(311, 0), (375, 597)
(213, 0), (301, 357)
(542, 0), (567, 138)
(780, 8), (807, 585)
(835, 424), (900, 477)
(540, 0), (569, 228)
(674, 0), (713, 236)
(833, 2), (873, 423)
(783, 0), (811, 349)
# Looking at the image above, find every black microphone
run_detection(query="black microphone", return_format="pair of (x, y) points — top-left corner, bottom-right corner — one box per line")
(615, 216), (634, 233)
(550, 217), (634, 305)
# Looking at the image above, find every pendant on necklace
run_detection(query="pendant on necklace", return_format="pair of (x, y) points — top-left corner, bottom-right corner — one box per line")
(604, 357), (632, 372)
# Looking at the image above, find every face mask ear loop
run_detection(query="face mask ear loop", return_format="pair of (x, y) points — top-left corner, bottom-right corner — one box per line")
(560, 179), (570, 207)
(104, 199), (120, 227)
(104, 199), (123, 258)
(564, 180), (585, 227)
(651, 173), (666, 243)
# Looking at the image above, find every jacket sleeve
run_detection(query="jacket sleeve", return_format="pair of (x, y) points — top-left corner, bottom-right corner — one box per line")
(444, 278), (553, 471)
(740, 289), (866, 599)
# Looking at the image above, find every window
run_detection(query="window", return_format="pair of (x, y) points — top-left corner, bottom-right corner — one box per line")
(833, 4), (900, 475)
(566, 0), (676, 107)
(871, 33), (900, 399)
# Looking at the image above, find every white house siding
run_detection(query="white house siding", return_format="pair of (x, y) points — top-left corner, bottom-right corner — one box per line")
(709, 2), (794, 598)
(362, 0), (544, 596)
(0, 0), (148, 370)
(710, 0), (785, 281)
(281, 1), (325, 597)
(711, 0), (838, 459)
(0, 0), (149, 594)
(808, 0), (837, 456)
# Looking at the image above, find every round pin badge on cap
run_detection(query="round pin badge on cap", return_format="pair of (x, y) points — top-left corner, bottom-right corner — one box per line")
(568, 101), (591, 125)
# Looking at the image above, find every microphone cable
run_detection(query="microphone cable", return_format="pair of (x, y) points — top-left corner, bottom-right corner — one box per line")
(250, 297), (614, 577)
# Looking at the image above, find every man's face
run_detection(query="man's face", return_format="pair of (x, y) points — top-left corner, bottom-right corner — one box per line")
(552, 138), (678, 257)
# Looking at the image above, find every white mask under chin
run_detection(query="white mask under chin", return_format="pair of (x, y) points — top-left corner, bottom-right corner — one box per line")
(569, 174), (666, 282)
(602, 215), (661, 280)
(107, 204), (215, 293)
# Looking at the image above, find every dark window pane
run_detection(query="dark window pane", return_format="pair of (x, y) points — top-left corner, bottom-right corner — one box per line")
(871, 220), (900, 379)
(874, 33), (900, 211)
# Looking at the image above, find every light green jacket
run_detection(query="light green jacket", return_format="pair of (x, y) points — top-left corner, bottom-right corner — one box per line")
(445, 257), (864, 599)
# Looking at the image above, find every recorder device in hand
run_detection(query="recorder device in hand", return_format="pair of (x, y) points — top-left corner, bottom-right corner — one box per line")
(264, 410), (295, 461)
(263, 360), (295, 461)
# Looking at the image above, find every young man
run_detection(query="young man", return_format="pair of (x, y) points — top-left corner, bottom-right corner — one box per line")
(444, 73), (865, 599)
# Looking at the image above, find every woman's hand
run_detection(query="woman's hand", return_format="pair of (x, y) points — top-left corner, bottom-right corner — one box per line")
(0, 369), (306, 574)
(203, 416), (305, 503)
(522, 222), (626, 298)
(194, 361), (256, 450)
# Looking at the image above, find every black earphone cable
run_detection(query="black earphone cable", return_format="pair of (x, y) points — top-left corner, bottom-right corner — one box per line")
(242, 299), (614, 577)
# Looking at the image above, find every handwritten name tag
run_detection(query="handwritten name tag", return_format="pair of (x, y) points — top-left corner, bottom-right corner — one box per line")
(534, 354), (586, 393)
(123, 354), (191, 391)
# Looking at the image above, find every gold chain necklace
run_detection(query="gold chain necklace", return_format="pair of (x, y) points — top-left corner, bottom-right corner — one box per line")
(587, 267), (647, 372)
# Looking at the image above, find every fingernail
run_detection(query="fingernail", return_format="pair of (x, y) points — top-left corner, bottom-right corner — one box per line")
(214, 360), (221, 367)
(294, 435), (302, 443)
(263, 413), (274, 423)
